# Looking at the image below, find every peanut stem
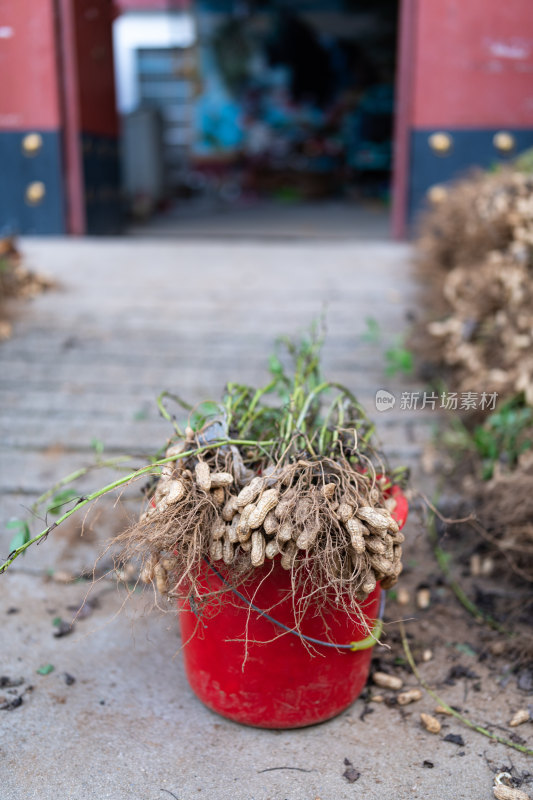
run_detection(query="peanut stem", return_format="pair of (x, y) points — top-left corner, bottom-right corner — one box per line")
(400, 621), (533, 756)
(426, 498), (508, 634)
(0, 438), (276, 574)
(30, 455), (134, 519)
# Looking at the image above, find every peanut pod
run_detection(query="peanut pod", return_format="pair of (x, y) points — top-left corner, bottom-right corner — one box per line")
(223, 533), (235, 565)
(140, 553), (157, 584)
(390, 530), (405, 544)
(321, 482), (336, 499)
(274, 487), (297, 519)
(337, 502), (354, 523)
(397, 689), (422, 706)
(280, 540), (297, 570)
(373, 672), (403, 690)
(494, 786), (531, 800)
(249, 489), (279, 530)
(212, 487), (225, 506)
(210, 471), (234, 488)
(380, 574), (398, 589)
(420, 713), (441, 734)
(345, 517), (367, 553)
(165, 442), (185, 459)
(195, 462), (211, 491)
(154, 563), (168, 595)
(236, 503), (255, 543)
(227, 521), (239, 544)
(211, 518), (226, 541)
(263, 510), (278, 536)
(160, 556), (177, 572)
(265, 539), (280, 559)
(209, 539), (223, 562)
(295, 521), (320, 550)
(236, 476), (265, 509)
(277, 522), (293, 543)
(251, 530), (266, 567)
(361, 573), (377, 595)
(294, 496), (313, 525)
(369, 487), (380, 504)
(365, 534), (387, 555)
(369, 554), (394, 575)
(356, 506), (391, 531)
(222, 495), (238, 522)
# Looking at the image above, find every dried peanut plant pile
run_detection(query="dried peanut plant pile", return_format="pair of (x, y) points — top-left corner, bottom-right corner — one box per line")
(0, 236), (53, 303)
(0, 236), (54, 341)
(0, 329), (406, 633)
(116, 330), (406, 623)
(417, 168), (533, 401)
(415, 165), (533, 597)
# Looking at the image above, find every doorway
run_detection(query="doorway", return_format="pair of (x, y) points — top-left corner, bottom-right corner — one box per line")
(114, 1), (400, 238)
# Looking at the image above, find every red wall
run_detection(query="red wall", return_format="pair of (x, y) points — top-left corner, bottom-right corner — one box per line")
(113, 0), (190, 11)
(0, 0), (62, 130)
(412, 0), (533, 128)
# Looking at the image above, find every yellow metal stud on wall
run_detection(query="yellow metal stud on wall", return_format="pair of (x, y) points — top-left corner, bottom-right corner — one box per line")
(428, 132), (453, 156)
(493, 131), (515, 153)
(426, 184), (448, 204)
(25, 181), (46, 206)
(22, 132), (43, 156)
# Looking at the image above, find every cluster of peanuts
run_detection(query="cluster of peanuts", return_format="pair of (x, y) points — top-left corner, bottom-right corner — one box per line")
(140, 454), (404, 598)
(422, 171), (533, 404)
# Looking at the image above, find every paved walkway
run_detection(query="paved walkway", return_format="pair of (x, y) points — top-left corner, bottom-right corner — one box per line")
(0, 237), (527, 800)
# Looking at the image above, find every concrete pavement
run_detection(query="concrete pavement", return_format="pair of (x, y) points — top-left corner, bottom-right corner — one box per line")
(1, 236), (530, 800)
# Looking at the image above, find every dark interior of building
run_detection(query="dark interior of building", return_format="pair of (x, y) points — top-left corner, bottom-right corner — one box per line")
(123, 0), (399, 235)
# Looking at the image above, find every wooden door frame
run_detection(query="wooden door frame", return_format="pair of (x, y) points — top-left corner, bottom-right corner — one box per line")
(391, 0), (417, 240)
(56, 0), (86, 235)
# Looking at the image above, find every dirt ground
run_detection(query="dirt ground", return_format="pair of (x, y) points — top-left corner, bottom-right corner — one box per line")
(1, 237), (531, 800)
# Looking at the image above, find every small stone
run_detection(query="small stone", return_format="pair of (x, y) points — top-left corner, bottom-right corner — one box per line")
(420, 713), (441, 734)
(343, 766), (360, 784)
(0, 676), (24, 688)
(509, 709), (530, 727)
(0, 695), (23, 710)
(434, 705), (453, 716)
(489, 640), (506, 656)
(416, 588), (431, 610)
(397, 688), (423, 706)
(422, 649), (433, 662)
(372, 672), (403, 690)
(370, 694), (384, 703)
(53, 620), (73, 638)
(443, 733), (464, 746)
(397, 588), (410, 605)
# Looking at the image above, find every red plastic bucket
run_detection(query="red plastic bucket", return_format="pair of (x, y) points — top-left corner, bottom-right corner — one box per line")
(178, 485), (408, 729)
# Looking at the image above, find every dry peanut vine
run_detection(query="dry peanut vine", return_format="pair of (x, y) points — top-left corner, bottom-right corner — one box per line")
(1, 328), (408, 629)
